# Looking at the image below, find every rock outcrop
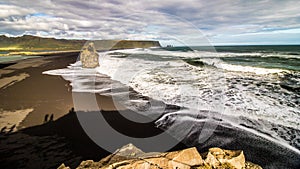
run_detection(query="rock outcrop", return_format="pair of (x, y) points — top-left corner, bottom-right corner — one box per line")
(80, 42), (99, 68)
(205, 147), (245, 169)
(58, 144), (262, 169)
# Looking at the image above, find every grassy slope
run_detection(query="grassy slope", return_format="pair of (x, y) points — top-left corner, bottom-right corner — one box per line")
(0, 35), (85, 51)
(0, 35), (161, 56)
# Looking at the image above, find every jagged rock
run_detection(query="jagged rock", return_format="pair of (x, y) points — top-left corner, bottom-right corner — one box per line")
(245, 162), (263, 169)
(165, 147), (203, 166)
(97, 143), (148, 166)
(57, 163), (70, 169)
(204, 147), (245, 169)
(76, 160), (102, 169)
(113, 143), (145, 157)
(59, 144), (262, 169)
(80, 42), (99, 68)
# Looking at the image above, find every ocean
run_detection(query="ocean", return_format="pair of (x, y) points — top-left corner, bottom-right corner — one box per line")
(44, 45), (300, 160)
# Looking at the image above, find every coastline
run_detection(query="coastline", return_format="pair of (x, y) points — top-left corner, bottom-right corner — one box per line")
(0, 52), (185, 168)
(0, 53), (299, 169)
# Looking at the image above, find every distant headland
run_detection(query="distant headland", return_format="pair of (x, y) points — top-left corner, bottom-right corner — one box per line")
(0, 35), (161, 56)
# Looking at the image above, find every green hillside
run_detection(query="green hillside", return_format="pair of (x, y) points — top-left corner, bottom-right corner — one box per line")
(0, 35), (161, 54)
(0, 35), (85, 51)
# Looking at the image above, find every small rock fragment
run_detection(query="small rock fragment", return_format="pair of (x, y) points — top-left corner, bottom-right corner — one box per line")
(204, 147), (245, 169)
(57, 163), (70, 169)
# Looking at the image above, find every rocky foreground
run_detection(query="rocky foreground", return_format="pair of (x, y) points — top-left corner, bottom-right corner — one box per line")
(58, 144), (262, 169)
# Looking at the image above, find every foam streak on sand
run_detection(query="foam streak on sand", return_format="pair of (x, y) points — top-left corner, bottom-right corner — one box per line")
(0, 73), (29, 89)
(0, 108), (34, 132)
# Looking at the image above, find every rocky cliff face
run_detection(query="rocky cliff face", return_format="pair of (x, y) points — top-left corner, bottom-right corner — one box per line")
(86, 40), (161, 51)
(112, 40), (161, 49)
(58, 144), (262, 169)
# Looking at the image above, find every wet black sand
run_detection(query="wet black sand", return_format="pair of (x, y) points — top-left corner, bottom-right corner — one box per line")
(0, 53), (184, 168)
(0, 52), (79, 129)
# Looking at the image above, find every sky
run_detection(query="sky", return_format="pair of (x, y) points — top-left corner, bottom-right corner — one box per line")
(0, 0), (300, 46)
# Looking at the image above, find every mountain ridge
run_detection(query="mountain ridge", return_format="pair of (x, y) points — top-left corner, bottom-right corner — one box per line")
(0, 35), (161, 52)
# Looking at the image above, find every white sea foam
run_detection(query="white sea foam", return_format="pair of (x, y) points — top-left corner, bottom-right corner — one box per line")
(261, 52), (300, 59)
(201, 58), (287, 74)
(106, 48), (262, 59)
(43, 48), (300, 149)
(106, 48), (288, 75)
(94, 49), (299, 129)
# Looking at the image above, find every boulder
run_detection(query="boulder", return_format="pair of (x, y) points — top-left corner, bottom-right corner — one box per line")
(59, 144), (262, 169)
(80, 42), (99, 68)
(204, 147), (246, 169)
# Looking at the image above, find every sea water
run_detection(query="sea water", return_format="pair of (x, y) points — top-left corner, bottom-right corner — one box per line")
(44, 45), (300, 153)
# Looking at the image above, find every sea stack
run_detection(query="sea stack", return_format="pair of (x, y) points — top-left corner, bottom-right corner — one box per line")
(80, 42), (99, 68)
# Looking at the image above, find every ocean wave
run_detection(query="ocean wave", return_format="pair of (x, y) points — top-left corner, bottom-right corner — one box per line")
(96, 50), (299, 125)
(107, 48), (297, 74)
(182, 57), (288, 75)
(43, 48), (300, 150)
(200, 58), (288, 74)
(106, 48), (262, 59)
(108, 47), (300, 60)
(261, 52), (300, 59)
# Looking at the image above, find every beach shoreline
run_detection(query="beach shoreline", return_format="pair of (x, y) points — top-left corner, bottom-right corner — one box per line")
(0, 52), (79, 130)
(0, 52), (299, 169)
(0, 53), (186, 168)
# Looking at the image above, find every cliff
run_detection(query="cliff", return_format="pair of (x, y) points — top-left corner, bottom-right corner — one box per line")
(0, 35), (161, 52)
(0, 35), (85, 51)
(87, 39), (161, 51)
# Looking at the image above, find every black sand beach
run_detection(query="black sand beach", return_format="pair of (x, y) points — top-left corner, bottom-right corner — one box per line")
(0, 53), (299, 169)
(0, 52), (79, 130)
(0, 53), (183, 168)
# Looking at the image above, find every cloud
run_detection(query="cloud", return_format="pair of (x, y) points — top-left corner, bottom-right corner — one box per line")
(0, 4), (35, 18)
(0, 0), (299, 45)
